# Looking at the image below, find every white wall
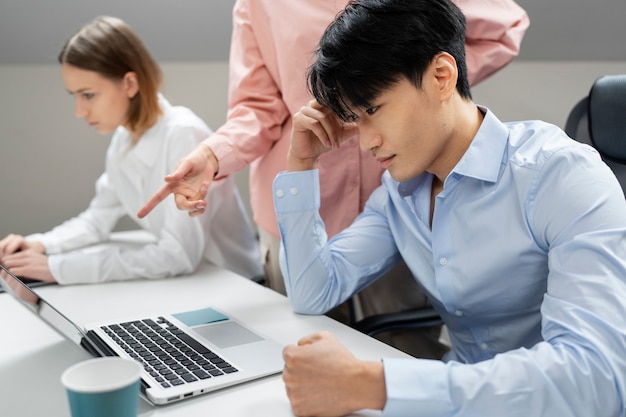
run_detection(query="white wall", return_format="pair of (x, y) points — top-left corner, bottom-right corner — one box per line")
(1, 60), (625, 238)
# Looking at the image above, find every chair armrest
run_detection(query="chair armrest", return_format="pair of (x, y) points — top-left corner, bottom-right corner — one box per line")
(352, 307), (443, 337)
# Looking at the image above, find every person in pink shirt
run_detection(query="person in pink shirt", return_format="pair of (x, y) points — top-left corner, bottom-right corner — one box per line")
(138, 0), (529, 358)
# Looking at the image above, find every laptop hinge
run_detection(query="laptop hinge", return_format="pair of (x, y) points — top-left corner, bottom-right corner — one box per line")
(82, 330), (151, 396)
(82, 330), (117, 357)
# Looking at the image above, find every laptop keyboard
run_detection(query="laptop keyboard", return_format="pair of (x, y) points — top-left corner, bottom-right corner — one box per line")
(102, 317), (238, 388)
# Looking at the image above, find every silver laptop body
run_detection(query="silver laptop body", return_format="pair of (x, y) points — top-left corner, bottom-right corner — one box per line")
(0, 264), (284, 405)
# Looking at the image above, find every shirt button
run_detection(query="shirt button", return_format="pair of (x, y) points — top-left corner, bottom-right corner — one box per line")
(439, 257), (447, 266)
(289, 187), (298, 195)
(480, 343), (488, 351)
(455, 310), (463, 317)
(275, 189), (285, 198)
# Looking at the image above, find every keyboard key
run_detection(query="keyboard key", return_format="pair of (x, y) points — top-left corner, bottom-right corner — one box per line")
(181, 373), (198, 383)
(101, 318), (237, 389)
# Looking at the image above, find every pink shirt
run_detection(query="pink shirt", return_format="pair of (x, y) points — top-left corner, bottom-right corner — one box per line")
(208, 0), (529, 239)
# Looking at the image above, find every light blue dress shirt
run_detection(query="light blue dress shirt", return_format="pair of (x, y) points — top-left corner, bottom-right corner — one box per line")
(273, 108), (626, 416)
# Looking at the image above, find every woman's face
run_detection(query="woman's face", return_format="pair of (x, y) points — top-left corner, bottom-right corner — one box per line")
(60, 63), (136, 134)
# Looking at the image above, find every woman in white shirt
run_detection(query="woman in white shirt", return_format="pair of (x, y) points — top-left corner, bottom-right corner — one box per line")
(0, 16), (263, 284)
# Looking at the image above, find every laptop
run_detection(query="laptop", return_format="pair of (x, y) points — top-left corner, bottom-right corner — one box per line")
(0, 276), (53, 293)
(0, 264), (284, 405)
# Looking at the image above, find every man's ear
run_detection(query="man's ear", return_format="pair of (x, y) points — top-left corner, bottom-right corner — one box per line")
(123, 71), (139, 99)
(433, 52), (458, 100)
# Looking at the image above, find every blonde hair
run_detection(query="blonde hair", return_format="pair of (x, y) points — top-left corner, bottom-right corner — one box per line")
(58, 16), (163, 133)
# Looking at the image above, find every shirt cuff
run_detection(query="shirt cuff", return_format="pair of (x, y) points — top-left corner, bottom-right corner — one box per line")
(382, 357), (453, 416)
(26, 233), (61, 255)
(272, 170), (320, 213)
(48, 252), (98, 285)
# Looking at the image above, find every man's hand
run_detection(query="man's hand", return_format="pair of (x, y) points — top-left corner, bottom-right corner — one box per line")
(137, 144), (219, 218)
(282, 331), (387, 416)
(288, 100), (358, 171)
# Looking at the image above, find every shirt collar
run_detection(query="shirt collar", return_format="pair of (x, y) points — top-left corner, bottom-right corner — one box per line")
(121, 93), (169, 167)
(396, 105), (509, 197)
(451, 106), (509, 183)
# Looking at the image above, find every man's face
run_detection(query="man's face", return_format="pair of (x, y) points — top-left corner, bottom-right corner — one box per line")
(350, 75), (455, 183)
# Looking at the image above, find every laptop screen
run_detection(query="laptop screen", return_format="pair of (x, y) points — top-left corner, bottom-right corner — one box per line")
(0, 264), (86, 346)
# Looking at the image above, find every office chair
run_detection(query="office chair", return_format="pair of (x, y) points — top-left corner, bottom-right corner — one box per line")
(564, 74), (626, 193)
(349, 278), (443, 338)
(350, 301), (443, 337)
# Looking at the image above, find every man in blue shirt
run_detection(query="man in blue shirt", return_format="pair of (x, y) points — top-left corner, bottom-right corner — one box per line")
(273, 0), (626, 416)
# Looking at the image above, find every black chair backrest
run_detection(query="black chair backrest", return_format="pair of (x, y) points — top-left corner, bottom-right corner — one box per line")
(564, 74), (626, 194)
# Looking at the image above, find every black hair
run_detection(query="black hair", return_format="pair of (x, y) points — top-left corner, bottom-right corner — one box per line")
(309, 0), (471, 122)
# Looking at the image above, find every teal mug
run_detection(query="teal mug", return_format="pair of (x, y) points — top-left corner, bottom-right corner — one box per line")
(61, 357), (142, 417)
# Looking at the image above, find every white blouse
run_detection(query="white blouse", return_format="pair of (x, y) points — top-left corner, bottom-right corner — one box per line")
(29, 95), (262, 284)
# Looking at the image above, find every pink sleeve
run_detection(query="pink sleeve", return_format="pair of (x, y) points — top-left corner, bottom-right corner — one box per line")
(207, 2), (291, 177)
(454, 0), (530, 86)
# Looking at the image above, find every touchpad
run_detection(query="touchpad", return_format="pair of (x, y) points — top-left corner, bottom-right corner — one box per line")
(194, 321), (263, 348)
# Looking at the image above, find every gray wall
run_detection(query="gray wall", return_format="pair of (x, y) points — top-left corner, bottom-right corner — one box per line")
(2, 0), (626, 64)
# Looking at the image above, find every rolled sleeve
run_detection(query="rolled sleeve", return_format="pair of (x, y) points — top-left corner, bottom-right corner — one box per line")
(48, 252), (99, 285)
(456, 0), (530, 85)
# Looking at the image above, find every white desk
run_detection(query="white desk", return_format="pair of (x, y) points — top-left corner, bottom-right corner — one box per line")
(1, 261), (411, 416)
